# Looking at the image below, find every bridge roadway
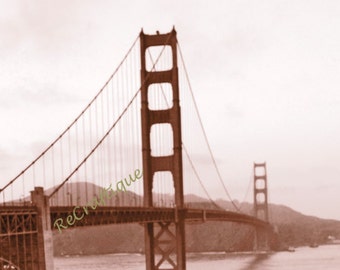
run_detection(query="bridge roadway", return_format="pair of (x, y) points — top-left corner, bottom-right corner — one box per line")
(50, 206), (270, 230)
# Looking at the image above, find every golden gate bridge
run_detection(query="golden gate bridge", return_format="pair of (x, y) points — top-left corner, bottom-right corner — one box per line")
(0, 28), (272, 270)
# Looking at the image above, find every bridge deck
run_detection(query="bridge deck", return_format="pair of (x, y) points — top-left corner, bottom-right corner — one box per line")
(50, 206), (270, 231)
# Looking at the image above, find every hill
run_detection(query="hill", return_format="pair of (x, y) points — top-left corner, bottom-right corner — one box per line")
(52, 183), (340, 255)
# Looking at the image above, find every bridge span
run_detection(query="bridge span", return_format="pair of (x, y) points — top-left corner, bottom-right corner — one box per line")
(0, 28), (273, 270)
(50, 206), (271, 229)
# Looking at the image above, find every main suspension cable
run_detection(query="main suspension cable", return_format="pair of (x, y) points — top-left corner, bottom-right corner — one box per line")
(177, 41), (241, 212)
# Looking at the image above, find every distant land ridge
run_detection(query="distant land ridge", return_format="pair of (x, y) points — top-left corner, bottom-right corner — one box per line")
(51, 182), (340, 255)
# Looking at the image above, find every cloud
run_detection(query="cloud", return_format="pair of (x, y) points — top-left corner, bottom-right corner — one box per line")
(0, 1), (87, 50)
(225, 104), (244, 118)
(20, 86), (81, 106)
(0, 147), (29, 189)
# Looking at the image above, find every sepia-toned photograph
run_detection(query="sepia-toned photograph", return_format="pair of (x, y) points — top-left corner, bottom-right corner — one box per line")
(0, 1), (339, 269)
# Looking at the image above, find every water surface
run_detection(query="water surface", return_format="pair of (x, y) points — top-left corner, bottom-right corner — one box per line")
(55, 245), (340, 269)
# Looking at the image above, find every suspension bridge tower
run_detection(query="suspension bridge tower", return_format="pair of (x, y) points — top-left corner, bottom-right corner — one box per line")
(253, 162), (269, 251)
(140, 28), (186, 269)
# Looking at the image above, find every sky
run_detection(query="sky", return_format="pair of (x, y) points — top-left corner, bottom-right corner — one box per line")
(0, 0), (340, 220)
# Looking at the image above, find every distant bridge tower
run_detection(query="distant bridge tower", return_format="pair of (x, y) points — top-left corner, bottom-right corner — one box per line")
(253, 162), (269, 221)
(140, 28), (186, 270)
(253, 162), (269, 250)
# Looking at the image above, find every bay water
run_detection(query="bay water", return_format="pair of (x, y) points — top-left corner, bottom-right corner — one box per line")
(54, 244), (340, 269)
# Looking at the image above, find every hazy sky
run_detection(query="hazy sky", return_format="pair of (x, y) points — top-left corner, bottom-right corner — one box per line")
(1, 0), (340, 220)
